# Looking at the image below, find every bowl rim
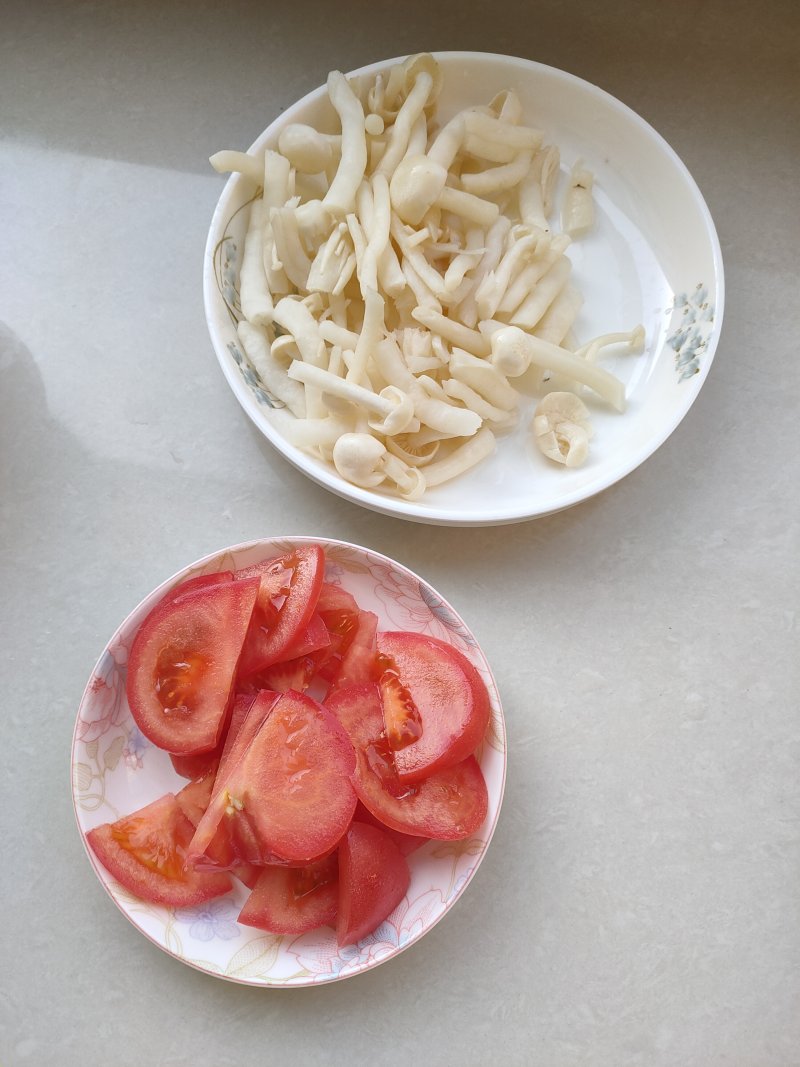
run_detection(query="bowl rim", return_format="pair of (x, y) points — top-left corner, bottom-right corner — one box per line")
(71, 534), (507, 986)
(203, 52), (725, 526)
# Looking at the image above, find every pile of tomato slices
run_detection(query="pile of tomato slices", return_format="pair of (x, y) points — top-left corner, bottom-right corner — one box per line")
(86, 546), (491, 946)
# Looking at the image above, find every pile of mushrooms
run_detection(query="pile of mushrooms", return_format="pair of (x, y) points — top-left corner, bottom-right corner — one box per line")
(211, 54), (645, 498)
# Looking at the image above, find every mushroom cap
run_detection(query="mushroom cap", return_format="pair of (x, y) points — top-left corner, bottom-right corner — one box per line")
(332, 433), (387, 488)
(389, 155), (448, 226)
(368, 386), (418, 436)
(490, 325), (534, 377)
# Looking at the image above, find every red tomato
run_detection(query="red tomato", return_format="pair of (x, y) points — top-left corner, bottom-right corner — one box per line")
(189, 690), (279, 866)
(326, 683), (488, 840)
(176, 773), (261, 887)
(170, 750), (220, 781)
(353, 801), (428, 857)
(211, 690), (357, 865)
(238, 854), (339, 934)
(237, 546), (325, 677)
(235, 556), (291, 612)
(164, 571), (235, 605)
(287, 613), (331, 658)
(377, 632), (491, 782)
(86, 794), (232, 907)
(328, 611), (378, 693)
(175, 774), (216, 826)
(337, 822), (409, 947)
(126, 577), (259, 755)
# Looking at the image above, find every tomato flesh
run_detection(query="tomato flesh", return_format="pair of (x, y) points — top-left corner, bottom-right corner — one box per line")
(376, 632), (490, 782)
(217, 690), (357, 864)
(188, 689), (278, 866)
(353, 801), (428, 857)
(328, 611), (378, 693)
(238, 855), (339, 934)
(336, 822), (410, 947)
(87, 794), (232, 907)
(237, 546), (325, 677)
(127, 577), (259, 754)
(326, 683), (488, 839)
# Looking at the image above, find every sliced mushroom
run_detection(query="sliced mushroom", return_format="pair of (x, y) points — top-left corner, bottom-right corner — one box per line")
(532, 391), (593, 467)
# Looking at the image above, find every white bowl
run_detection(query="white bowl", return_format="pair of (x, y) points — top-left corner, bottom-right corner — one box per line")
(203, 52), (723, 526)
(72, 537), (506, 986)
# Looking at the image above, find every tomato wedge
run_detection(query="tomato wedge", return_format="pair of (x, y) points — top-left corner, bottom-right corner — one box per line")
(326, 683), (488, 839)
(190, 690), (356, 867)
(328, 611), (378, 693)
(86, 794), (232, 907)
(377, 632), (491, 782)
(188, 690), (279, 867)
(126, 577), (259, 754)
(353, 801), (428, 857)
(337, 822), (409, 947)
(214, 690), (357, 864)
(237, 546), (325, 677)
(238, 855), (339, 934)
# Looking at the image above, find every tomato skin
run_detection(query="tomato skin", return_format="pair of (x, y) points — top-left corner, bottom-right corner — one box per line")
(238, 855), (339, 934)
(86, 794), (232, 907)
(336, 822), (409, 947)
(326, 684), (488, 840)
(237, 546), (325, 678)
(377, 632), (491, 783)
(126, 577), (259, 755)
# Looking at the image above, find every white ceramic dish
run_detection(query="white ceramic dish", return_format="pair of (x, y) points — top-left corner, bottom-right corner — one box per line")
(72, 537), (506, 986)
(203, 52), (723, 525)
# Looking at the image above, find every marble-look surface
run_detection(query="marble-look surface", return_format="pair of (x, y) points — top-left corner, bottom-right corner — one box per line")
(1, 2), (798, 1065)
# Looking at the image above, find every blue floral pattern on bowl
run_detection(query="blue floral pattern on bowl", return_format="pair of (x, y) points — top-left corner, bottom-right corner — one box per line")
(666, 284), (715, 380)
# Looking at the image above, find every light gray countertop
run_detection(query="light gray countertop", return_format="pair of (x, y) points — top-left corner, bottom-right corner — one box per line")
(1, 2), (798, 1065)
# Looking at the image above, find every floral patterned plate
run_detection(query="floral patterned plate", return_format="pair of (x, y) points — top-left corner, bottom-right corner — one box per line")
(204, 52), (724, 526)
(72, 537), (506, 986)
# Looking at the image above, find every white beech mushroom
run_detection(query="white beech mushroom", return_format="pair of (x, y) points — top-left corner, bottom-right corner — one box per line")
(533, 391), (594, 467)
(278, 125), (341, 174)
(332, 433), (425, 498)
(286, 362), (418, 435)
(213, 54), (649, 500)
(491, 326), (626, 411)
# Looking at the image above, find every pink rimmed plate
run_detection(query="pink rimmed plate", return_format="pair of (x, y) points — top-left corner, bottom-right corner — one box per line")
(71, 537), (506, 985)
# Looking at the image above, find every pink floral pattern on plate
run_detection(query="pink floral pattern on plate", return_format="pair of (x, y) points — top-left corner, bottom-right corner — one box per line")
(72, 537), (506, 986)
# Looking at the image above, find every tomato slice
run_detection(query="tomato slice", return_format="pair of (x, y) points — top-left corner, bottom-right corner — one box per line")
(376, 632), (491, 782)
(328, 611), (378, 693)
(86, 794), (232, 907)
(353, 801), (428, 857)
(175, 774), (216, 826)
(237, 546), (325, 677)
(238, 854), (339, 934)
(176, 772), (261, 886)
(336, 822), (410, 947)
(126, 577), (259, 755)
(165, 571), (235, 606)
(188, 690), (279, 866)
(213, 690), (357, 865)
(326, 683), (488, 840)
